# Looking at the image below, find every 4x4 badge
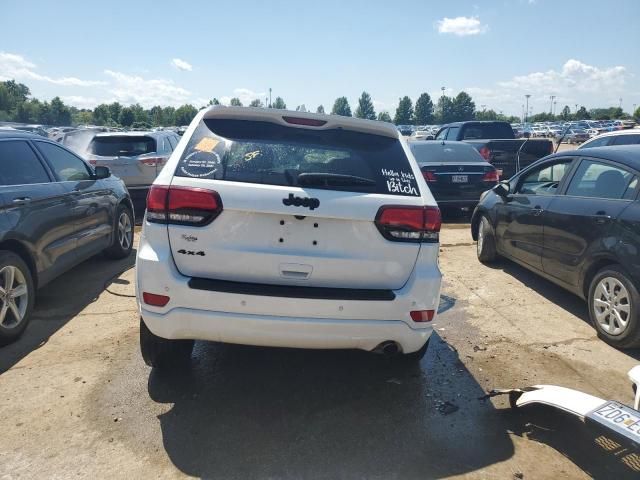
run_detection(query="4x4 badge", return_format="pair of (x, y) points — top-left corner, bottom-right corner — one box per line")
(177, 249), (205, 256)
(282, 193), (320, 211)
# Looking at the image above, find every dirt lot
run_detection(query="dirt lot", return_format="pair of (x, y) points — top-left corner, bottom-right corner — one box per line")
(1, 223), (639, 479)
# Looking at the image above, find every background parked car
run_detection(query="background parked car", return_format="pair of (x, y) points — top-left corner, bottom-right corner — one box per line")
(579, 129), (640, 149)
(0, 131), (134, 344)
(86, 130), (180, 204)
(435, 121), (554, 179)
(471, 145), (640, 349)
(555, 128), (590, 144)
(409, 140), (499, 212)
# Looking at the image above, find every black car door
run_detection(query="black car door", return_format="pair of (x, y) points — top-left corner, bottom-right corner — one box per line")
(542, 158), (638, 288)
(33, 141), (113, 262)
(0, 139), (77, 285)
(495, 158), (575, 270)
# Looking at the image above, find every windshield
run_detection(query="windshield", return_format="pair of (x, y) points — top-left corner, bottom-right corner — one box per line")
(461, 123), (514, 139)
(175, 119), (420, 196)
(88, 136), (156, 156)
(410, 143), (484, 163)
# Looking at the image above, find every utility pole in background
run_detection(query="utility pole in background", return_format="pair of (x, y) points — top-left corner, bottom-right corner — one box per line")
(525, 94), (531, 124)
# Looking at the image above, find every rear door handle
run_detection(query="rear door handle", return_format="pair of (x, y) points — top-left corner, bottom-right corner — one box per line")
(532, 206), (544, 216)
(593, 211), (611, 224)
(12, 197), (32, 204)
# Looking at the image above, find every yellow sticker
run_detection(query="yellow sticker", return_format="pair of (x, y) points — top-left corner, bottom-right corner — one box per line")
(244, 150), (262, 161)
(194, 137), (220, 152)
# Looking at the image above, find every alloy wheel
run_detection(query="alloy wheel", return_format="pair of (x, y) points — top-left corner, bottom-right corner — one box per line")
(593, 276), (631, 336)
(0, 265), (29, 329)
(118, 211), (133, 250)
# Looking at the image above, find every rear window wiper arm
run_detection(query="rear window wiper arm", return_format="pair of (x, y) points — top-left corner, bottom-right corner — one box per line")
(297, 173), (376, 187)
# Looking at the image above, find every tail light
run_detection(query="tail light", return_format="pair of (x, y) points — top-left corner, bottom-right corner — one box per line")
(88, 159), (97, 165)
(139, 157), (166, 167)
(146, 185), (223, 226)
(282, 116), (327, 127)
(482, 170), (500, 182)
(375, 206), (441, 243)
(410, 310), (435, 322)
(478, 146), (491, 161)
(422, 170), (437, 182)
(142, 292), (170, 307)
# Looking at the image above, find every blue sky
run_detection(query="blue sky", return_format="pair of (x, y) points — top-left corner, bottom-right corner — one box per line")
(2, 0), (638, 116)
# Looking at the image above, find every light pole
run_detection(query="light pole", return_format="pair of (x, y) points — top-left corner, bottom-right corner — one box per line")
(620, 97), (623, 109)
(575, 104), (578, 114)
(521, 104), (525, 123)
(550, 95), (555, 114)
(553, 101), (557, 116)
(525, 95), (531, 124)
(269, 88), (272, 108)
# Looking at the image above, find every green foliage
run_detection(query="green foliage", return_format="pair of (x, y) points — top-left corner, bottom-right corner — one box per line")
(575, 106), (590, 120)
(377, 111), (392, 122)
(560, 105), (571, 120)
(49, 97), (71, 126)
(634, 107), (640, 119)
(414, 93), (434, 125)
(530, 112), (555, 123)
(475, 109), (499, 121)
(208, 98), (220, 106)
(316, 105), (325, 114)
(331, 97), (352, 116)
(452, 92), (475, 121)
(149, 106), (164, 126)
(92, 104), (111, 125)
(72, 110), (93, 125)
(174, 104), (198, 125)
(354, 91), (376, 120)
(249, 99), (263, 107)
(108, 102), (122, 123)
(131, 121), (151, 130)
(394, 96), (413, 124)
(119, 107), (135, 127)
(271, 97), (286, 109)
(230, 97), (243, 107)
(435, 96), (455, 123)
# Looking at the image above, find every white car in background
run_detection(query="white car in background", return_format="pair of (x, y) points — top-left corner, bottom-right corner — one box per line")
(136, 106), (443, 368)
(579, 129), (640, 149)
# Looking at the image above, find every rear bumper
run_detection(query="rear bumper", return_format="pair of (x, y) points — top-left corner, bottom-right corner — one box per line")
(141, 308), (431, 353)
(136, 223), (441, 353)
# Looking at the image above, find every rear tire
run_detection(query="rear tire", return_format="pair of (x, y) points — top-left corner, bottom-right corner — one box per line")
(0, 251), (35, 345)
(140, 318), (194, 368)
(477, 216), (498, 263)
(588, 266), (640, 349)
(104, 205), (134, 260)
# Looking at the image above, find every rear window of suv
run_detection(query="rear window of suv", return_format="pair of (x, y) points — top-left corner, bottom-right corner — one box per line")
(174, 119), (420, 196)
(88, 136), (156, 157)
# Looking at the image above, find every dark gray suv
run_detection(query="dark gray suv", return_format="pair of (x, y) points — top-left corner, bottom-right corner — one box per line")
(0, 131), (134, 344)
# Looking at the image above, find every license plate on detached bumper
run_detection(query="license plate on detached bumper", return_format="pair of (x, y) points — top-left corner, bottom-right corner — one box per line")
(451, 175), (468, 183)
(588, 401), (640, 441)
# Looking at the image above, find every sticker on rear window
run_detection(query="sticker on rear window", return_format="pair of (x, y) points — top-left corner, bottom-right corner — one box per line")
(194, 137), (220, 153)
(179, 150), (221, 178)
(381, 168), (418, 195)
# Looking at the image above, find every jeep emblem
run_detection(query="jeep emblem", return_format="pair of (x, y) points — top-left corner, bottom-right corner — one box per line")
(282, 193), (320, 211)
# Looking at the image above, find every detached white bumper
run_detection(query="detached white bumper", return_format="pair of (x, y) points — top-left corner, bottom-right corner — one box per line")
(141, 307), (431, 353)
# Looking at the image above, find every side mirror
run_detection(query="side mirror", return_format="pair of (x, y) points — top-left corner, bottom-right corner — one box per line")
(94, 166), (111, 179)
(494, 181), (510, 197)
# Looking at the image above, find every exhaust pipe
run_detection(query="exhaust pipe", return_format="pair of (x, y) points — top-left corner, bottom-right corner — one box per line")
(376, 341), (400, 357)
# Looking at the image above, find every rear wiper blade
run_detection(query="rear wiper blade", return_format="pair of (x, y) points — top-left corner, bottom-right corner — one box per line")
(297, 173), (376, 187)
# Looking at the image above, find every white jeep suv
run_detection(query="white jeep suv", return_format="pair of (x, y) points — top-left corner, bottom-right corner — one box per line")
(136, 106), (442, 366)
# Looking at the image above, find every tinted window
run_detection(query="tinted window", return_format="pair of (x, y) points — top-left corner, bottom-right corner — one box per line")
(566, 160), (635, 200)
(175, 119), (420, 196)
(0, 140), (50, 185)
(462, 123), (514, 139)
(518, 160), (572, 195)
(35, 142), (91, 181)
(88, 136), (156, 156)
(581, 136), (610, 148)
(435, 128), (448, 140)
(445, 126), (460, 140)
(611, 134), (640, 146)
(410, 143), (484, 163)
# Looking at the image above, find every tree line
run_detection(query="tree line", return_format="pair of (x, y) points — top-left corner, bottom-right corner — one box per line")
(1, 79), (638, 128)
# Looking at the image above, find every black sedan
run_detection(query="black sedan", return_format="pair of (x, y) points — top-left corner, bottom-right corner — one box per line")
(0, 131), (134, 344)
(409, 140), (499, 211)
(471, 145), (640, 348)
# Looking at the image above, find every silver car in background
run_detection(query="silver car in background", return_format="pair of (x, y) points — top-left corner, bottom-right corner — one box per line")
(86, 131), (180, 195)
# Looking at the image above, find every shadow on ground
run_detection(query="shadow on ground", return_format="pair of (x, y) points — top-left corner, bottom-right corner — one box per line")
(0, 250), (135, 374)
(503, 405), (640, 479)
(148, 333), (516, 479)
